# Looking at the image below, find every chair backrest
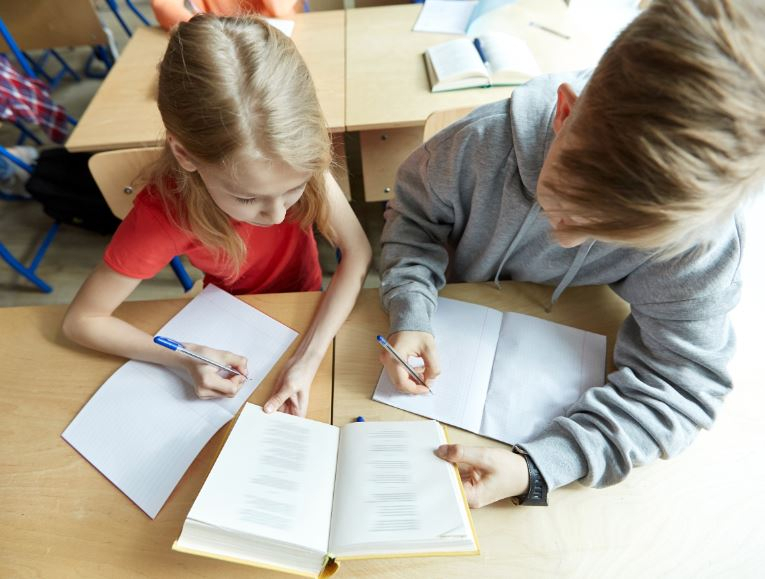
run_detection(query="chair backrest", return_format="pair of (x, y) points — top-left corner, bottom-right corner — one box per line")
(422, 106), (476, 143)
(88, 146), (163, 220)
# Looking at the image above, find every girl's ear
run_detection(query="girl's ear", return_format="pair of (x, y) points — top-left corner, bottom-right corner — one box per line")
(167, 134), (198, 172)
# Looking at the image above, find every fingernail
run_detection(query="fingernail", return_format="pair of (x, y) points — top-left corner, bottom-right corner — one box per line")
(435, 445), (447, 458)
(264, 404), (273, 413)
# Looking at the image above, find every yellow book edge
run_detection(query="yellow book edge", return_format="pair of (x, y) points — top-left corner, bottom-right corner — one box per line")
(173, 423), (479, 576)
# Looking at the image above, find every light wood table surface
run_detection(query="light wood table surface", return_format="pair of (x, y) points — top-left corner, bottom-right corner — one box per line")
(0, 291), (332, 578)
(333, 282), (765, 578)
(345, 1), (607, 201)
(66, 10), (346, 153)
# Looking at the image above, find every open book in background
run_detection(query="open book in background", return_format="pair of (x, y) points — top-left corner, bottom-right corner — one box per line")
(61, 285), (298, 518)
(174, 404), (478, 578)
(374, 297), (606, 444)
(425, 33), (541, 92)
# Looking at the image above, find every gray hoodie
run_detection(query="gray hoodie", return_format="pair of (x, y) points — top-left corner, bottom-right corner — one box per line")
(380, 71), (744, 491)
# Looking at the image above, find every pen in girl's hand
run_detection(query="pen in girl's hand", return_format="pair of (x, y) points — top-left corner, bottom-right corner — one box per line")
(376, 335), (433, 394)
(153, 335), (249, 379)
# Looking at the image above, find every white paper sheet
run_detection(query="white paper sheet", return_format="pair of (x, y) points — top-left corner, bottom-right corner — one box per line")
(264, 17), (295, 37)
(62, 285), (298, 518)
(373, 298), (502, 434)
(480, 312), (606, 442)
(413, 0), (516, 35)
(373, 297), (606, 444)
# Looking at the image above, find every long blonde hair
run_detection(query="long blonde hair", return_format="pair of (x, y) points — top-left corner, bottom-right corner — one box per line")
(148, 15), (335, 279)
(550, 0), (765, 257)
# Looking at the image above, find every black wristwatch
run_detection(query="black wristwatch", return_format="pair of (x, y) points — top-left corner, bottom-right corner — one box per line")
(511, 445), (549, 506)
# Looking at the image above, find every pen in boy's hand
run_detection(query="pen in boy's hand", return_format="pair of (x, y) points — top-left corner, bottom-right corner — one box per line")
(376, 335), (433, 394)
(153, 335), (249, 379)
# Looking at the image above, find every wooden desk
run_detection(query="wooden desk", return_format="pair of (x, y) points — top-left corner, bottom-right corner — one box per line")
(0, 292), (332, 578)
(334, 283), (765, 577)
(345, 2), (607, 201)
(66, 10), (346, 153)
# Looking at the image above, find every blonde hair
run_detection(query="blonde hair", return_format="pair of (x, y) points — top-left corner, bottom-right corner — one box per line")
(551, 0), (765, 257)
(148, 15), (335, 279)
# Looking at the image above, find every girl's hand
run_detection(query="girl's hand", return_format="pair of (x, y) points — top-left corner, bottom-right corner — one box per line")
(181, 343), (248, 399)
(263, 357), (318, 417)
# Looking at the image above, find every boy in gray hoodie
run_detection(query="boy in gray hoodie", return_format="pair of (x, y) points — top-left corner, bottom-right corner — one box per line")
(379, 0), (765, 507)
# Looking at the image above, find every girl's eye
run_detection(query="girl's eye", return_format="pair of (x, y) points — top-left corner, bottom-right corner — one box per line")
(235, 197), (259, 205)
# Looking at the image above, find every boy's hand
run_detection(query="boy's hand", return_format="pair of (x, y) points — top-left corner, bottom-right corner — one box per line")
(263, 357), (317, 417)
(435, 444), (530, 508)
(181, 343), (248, 399)
(380, 331), (440, 395)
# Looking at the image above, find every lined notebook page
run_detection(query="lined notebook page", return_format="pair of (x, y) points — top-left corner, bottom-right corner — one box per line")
(62, 285), (298, 518)
(373, 298), (502, 434)
(373, 297), (606, 445)
(480, 312), (606, 443)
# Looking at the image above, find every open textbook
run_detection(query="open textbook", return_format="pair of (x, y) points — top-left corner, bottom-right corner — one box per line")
(62, 285), (298, 518)
(425, 33), (541, 92)
(374, 297), (606, 444)
(174, 404), (479, 577)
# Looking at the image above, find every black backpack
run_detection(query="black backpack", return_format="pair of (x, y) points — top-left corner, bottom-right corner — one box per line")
(25, 148), (121, 235)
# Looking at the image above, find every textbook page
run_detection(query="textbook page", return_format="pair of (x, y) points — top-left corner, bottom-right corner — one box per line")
(480, 312), (606, 442)
(373, 298), (502, 433)
(62, 285), (298, 518)
(480, 32), (541, 83)
(329, 420), (475, 557)
(426, 37), (490, 89)
(178, 405), (339, 563)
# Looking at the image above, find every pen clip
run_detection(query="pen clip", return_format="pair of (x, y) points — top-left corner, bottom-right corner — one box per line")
(154, 335), (183, 351)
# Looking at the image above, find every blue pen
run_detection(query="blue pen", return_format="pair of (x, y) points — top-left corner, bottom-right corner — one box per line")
(376, 335), (433, 394)
(355, 416), (365, 422)
(473, 37), (488, 64)
(153, 335), (249, 379)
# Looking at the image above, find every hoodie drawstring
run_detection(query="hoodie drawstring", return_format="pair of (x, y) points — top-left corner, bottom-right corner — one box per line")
(493, 202), (542, 289)
(545, 238), (596, 312)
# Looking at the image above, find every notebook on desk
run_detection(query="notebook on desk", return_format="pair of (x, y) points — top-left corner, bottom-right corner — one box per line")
(374, 297), (606, 444)
(61, 285), (298, 518)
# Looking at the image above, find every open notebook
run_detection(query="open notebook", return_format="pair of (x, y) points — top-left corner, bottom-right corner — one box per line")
(374, 297), (606, 444)
(61, 285), (298, 518)
(174, 404), (479, 577)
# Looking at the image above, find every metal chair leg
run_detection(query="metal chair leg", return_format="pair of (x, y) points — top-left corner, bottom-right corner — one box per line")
(170, 256), (194, 292)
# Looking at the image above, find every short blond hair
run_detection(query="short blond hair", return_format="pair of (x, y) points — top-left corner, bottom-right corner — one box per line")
(554, 0), (765, 256)
(148, 15), (335, 279)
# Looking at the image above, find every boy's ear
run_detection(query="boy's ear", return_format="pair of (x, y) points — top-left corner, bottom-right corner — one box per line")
(553, 83), (578, 134)
(167, 134), (198, 172)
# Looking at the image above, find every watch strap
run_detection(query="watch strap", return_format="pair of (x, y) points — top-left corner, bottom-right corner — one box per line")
(511, 445), (549, 506)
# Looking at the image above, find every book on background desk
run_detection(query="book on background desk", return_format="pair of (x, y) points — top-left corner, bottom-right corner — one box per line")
(61, 285), (298, 518)
(424, 33), (541, 92)
(173, 404), (479, 578)
(374, 297), (606, 444)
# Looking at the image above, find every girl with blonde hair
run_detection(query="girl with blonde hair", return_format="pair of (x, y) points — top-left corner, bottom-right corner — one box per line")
(63, 15), (371, 417)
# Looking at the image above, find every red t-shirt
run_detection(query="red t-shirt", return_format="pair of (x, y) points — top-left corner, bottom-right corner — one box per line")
(104, 187), (322, 294)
